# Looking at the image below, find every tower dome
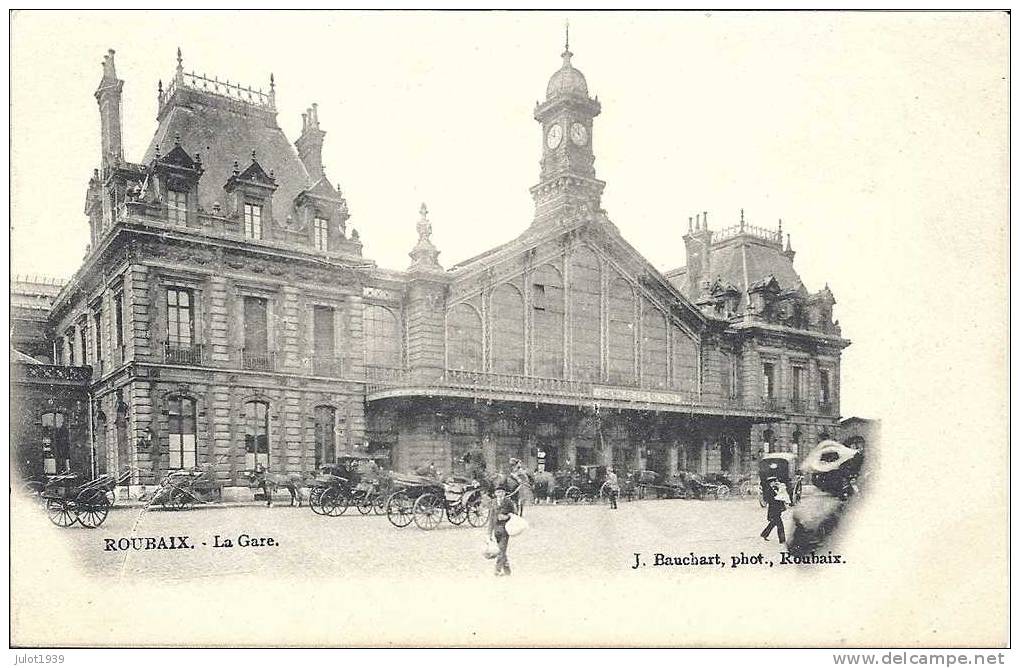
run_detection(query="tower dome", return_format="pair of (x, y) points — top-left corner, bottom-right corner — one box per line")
(546, 48), (588, 100)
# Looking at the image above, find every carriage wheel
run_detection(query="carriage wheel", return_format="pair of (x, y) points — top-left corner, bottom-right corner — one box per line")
(447, 497), (469, 525)
(386, 492), (414, 528)
(466, 494), (488, 528)
(565, 486), (581, 503)
(165, 490), (189, 511)
(412, 493), (444, 530)
(758, 490), (768, 508)
(373, 493), (386, 516)
(321, 487), (350, 517)
(309, 487), (326, 514)
(715, 485), (730, 500)
(76, 489), (111, 528)
(739, 480), (754, 497)
(46, 498), (77, 527)
(356, 492), (375, 515)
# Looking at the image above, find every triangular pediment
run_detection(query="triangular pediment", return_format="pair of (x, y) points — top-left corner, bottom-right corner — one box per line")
(447, 215), (707, 335)
(236, 159), (275, 186)
(749, 274), (781, 294)
(158, 144), (198, 170)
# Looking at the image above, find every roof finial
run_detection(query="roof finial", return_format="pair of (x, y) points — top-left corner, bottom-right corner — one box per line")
(688, 216), (693, 234)
(174, 132), (181, 147)
(740, 208), (745, 231)
(777, 218), (783, 241)
(565, 19), (570, 52)
(175, 47), (184, 84)
(703, 210), (708, 230)
(251, 149), (257, 162)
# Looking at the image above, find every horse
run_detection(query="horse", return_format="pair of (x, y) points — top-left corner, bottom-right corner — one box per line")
(531, 470), (557, 504)
(248, 468), (305, 507)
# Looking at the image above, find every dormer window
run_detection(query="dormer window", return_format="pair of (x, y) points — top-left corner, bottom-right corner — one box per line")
(313, 216), (329, 251)
(168, 189), (188, 225)
(244, 202), (263, 240)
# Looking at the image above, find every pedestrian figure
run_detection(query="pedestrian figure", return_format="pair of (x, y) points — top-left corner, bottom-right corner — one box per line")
(488, 487), (516, 576)
(605, 466), (620, 509)
(760, 476), (788, 543)
(508, 457), (530, 516)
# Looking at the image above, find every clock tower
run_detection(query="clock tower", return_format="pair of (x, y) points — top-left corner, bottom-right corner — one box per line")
(530, 31), (606, 226)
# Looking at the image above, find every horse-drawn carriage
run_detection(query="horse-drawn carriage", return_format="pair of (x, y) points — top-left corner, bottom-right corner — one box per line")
(145, 464), (223, 510)
(38, 470), (129, 528)
(310, 456), (389, 516)
(757, 453), (803, 507)
(385, 473), (487, 530)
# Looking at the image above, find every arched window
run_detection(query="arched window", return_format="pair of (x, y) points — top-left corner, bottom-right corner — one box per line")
(447, 303), (482, 371)
(491, 284), (524, 374)
(531, 264), (564, 378)
(606, 277), (636, 385)
(363, 305), (401, 369)
(641, 303), (668, 389)
(671, 323), (698, 391)
(244, 401), (270, 470)
(40, 411), (67, 474)
(569, 247), (601, 381)
(314, 406), (336, 469)
(168, 396), (197, 469)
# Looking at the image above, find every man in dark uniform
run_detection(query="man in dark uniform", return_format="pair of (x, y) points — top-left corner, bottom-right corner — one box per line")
(760, 477), (788, 543)
(488, 487), (517, 576)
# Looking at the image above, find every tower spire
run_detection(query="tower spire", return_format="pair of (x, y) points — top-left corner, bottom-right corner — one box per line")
(565, 20), (570, 53)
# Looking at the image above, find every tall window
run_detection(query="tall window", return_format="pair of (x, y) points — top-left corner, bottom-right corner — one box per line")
(819, 369), (831, 404)
(531, 265), (564, 378)
(313, 216), (329, 251)
(569, 248), (601, 382)
(168, 189), (188, 224)
(314, 406), (336, 469)
(243, 296), (269, 353)
(94, 311), (103, 365)
(446, 304), (482, 372)
(606, 279), (636, 385)
(641, 306), (668, 389)
(79, 324), (88, 365)
(66, 334), (75, 366)
(244, 401), (270, 469)
(114, 292), (124, 349)
(363, 305), (401, 368)
(168, 396), (197, 469)
(491, 285), (525, 375)
(243, 203), (263, 240)
(167, 288), (194, 347)
(728, 354), (740, 399)
(313, 306), (335, 356)
(763, 362), (776, 399)
(40, 411), (67, 474)
(792, 365), (805, 402)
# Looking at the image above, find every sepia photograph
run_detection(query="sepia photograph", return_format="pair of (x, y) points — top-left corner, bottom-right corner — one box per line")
(7, 9), (1009, 651)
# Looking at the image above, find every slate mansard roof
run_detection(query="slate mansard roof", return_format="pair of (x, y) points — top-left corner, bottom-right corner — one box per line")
(143, 83), (313, 215)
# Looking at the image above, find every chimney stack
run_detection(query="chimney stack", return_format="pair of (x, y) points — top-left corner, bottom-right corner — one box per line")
(295, 102), (326, 180)
(94, 49), (125, 168)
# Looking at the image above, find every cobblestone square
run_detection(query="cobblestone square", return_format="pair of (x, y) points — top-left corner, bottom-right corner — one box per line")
(41, 496), (786, 581)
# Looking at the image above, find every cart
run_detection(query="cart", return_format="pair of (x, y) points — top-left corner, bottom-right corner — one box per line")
(314, 456), (389, 517)
(40, 472), (115, 528)
(385, 473), (486, 530)
(410, 476), (487, 531)
(146, 464), (222, 510)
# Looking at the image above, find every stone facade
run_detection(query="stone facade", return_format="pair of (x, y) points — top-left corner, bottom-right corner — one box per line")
(12, 42), (850, 490)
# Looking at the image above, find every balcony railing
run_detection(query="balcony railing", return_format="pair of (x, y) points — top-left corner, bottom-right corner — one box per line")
(311, 355), (344, 377)
(164, 342), (206, 366)
(788, 398), (806, 413)
(761, 396), (784, 412)
(241, 349), (275, 371)
(818, 401), (835, 416)
(444, 368), (593, 395)
(14, 363), (93, 385)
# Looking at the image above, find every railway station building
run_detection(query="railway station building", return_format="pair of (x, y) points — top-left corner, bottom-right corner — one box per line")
(11, 43), (849, 493)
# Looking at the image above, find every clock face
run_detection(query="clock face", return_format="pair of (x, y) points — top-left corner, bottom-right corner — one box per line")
(546, 123), (563, 149)
(570, 122), (588, 146)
